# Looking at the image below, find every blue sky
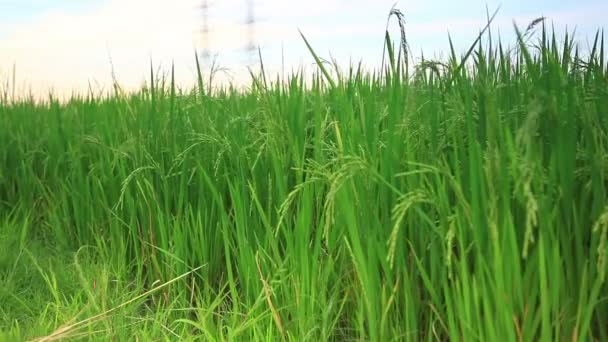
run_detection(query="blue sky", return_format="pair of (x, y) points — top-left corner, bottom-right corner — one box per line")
(1, 0), (102, 24)
(0, 0), (606, 96)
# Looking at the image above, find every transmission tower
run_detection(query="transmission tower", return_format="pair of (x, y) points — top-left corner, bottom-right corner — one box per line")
(201, 0), (256, 64)
(245, 0), (256, 63)
(201, 0), (210, 60)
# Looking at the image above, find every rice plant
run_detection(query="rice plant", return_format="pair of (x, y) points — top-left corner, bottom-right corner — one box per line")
(0, 15), (607, 341)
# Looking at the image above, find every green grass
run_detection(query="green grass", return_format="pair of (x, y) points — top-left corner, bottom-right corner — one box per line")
(1, 17), (607, 341)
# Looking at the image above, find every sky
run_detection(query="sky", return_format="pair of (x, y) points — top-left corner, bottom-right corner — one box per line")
(1, 0), (606, 97)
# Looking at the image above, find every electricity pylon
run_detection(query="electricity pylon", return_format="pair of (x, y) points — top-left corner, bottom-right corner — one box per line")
(201, 0), (210, 60)
(245, 0), (256, 64)
(201, 0), (257, 63)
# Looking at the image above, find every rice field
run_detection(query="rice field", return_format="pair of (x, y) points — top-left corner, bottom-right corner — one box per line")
(1, 15), (607, 341)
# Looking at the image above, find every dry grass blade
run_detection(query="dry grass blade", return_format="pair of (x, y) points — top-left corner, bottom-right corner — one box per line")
(31, 266), (204, 342)
(255, 252), (285, 339)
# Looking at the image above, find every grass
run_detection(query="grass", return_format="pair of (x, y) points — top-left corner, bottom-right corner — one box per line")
(1, 14), (607, 341)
